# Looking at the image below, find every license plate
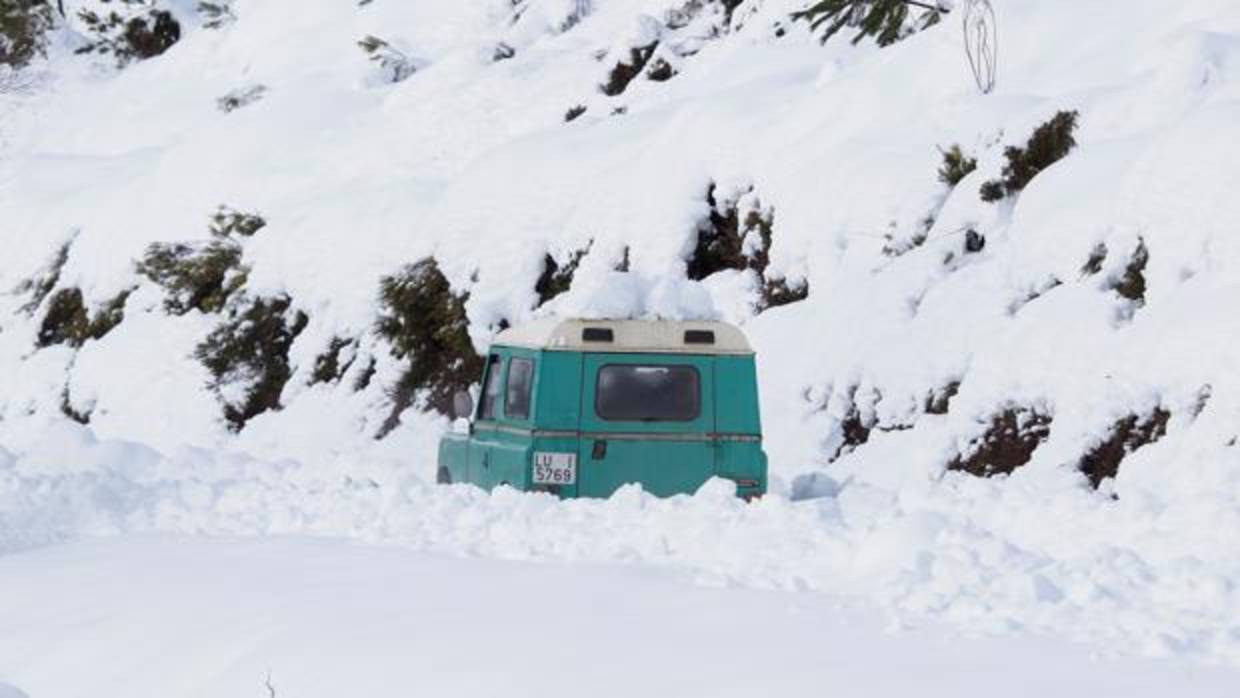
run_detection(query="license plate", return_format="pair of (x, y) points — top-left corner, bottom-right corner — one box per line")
(532, 452), (577, 485)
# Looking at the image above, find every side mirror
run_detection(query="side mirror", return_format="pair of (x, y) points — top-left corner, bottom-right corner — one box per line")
(452, 391), (474, 421)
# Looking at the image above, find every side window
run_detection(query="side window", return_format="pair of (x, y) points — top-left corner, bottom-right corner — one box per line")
(504, 357), (535, 421)
(478, 354), (503, 420)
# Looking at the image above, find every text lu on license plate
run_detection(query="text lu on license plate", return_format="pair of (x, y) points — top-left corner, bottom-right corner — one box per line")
(533, 452), (577, 485)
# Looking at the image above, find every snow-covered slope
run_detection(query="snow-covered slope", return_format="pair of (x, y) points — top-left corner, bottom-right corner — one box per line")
(2, 0), (1240, 671)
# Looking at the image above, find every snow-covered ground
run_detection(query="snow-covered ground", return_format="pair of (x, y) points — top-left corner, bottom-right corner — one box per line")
(3, 0), (1240, 688)
(2, 535), (1238, 698)
(3, 423), (1240, 676)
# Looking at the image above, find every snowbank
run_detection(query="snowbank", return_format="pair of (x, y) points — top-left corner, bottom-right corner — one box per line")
(5, 535), (1237, 698)
(3, 423), (1239, 665)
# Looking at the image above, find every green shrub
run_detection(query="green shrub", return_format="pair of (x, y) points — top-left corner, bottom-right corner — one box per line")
(792, 0), (942, 47)
(376, 258), (483, 435)
(36, 287), (131, 348)
(36, 288), (88, 347)
(137, 240), (246, 315)
(75, 2), (181, 66)
(947, 407), (1052, 477)
(980, 111), (1079, 202)
(137, 205), (262, 314)
(209, 206), (266, 237)
(17, 239), (70, 314)
(196, 295), (308, 431)
(310, 337), (355, 385)
(1113, 239), (1147, 304)
(1, 0), (56, 68)
(937, 144), (977, 187)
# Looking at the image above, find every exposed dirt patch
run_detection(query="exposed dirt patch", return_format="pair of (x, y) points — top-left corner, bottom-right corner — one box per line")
(948, 407), (1052, 478)
(1078, 408), (1170, 487)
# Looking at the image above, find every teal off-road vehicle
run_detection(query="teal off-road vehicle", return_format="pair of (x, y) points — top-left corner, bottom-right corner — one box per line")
(437, 318), (767, 499)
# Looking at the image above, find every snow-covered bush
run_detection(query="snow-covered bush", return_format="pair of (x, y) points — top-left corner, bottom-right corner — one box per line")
(15, 239), (70, 314)
(196, 1), (234, 30)
(0, 0), (56, 68)
(75, 0), (181, 67)
(35, 287), (129, 348)
(535, 243), (591, 306)
(196, 295), (308, 431)
(595, 3), (739, 98)
(979, 110), (1079, 202)
(310, 337), (356, 386)
(1113, 238), (1148, 305)
(357, 35), (418, 84)
(792, 0), (943, 47)
(687, 184), (807, 312)
(937, 144), (978, 187)
(688, 184), (765, 281)
(216, 84), (266, 113)
(925, 380), (961, 415)
(375, 258), (482, 434)
(136, 206), (262, 315)
(510, 0), (593, 35)
(137, 240), (245, 315)
(209, 206), (265, 238)
(600, 39), (657, 96)
(492, 41), (516, 62)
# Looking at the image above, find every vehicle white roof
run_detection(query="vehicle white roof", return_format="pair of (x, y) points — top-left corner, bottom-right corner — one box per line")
(494, 318), (754, 355)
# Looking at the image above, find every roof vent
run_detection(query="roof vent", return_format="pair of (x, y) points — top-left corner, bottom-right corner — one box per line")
(582, 327), (614, 343)
(684, 330), (716, 345)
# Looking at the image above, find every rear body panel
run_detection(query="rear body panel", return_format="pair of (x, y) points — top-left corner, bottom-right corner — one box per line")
(577, 352), (716, 498)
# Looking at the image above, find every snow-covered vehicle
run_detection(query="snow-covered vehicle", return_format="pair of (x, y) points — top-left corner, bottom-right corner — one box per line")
(437, 318), (767, 499)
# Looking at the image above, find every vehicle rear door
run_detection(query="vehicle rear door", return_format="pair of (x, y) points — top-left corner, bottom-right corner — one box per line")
(577, 353), (716, 498)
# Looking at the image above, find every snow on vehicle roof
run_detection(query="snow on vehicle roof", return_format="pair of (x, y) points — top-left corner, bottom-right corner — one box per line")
(493, 318), (754, 355)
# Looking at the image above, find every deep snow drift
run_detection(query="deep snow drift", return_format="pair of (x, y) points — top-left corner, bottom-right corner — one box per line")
(2, 535), (1237, 698)
(2, 0), (1240, 675)
(3, 423), (1239, 668)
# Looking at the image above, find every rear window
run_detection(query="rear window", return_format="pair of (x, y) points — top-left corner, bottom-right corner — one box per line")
(505, 357), (535, 420)
(595, 364), (700, 422)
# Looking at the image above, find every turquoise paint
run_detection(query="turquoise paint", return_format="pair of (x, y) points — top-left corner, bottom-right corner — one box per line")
(437, 343), (766, 500)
